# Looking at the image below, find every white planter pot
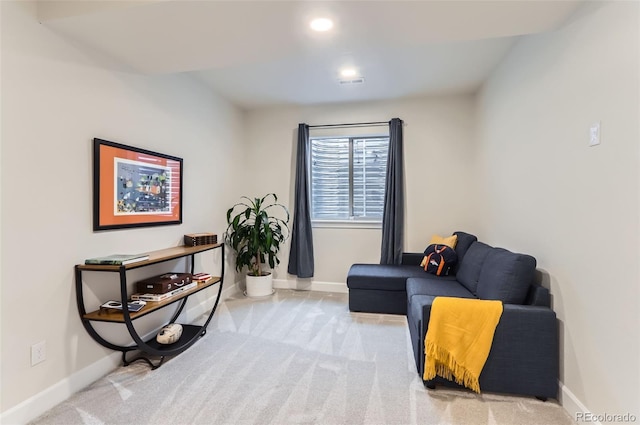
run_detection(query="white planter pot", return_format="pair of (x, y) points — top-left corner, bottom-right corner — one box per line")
(245, 272), (273, 297)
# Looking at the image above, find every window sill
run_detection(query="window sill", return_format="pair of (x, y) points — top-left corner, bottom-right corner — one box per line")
(311, 220), (382, 229)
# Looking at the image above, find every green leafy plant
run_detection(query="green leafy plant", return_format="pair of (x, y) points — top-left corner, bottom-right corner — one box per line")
(225, 193), (290, 277)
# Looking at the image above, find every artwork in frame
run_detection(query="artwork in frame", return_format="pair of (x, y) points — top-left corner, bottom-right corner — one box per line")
(93, 138), (183, 231)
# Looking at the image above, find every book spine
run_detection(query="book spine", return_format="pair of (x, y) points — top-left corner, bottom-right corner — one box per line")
(121, 256), (149, 265)
(168, 282), (197, 296)
(85, 260), (121, 265)
(193, 272), (212, 283)
(194, 277), (213, 284)
(131, 293), (169, 302)
(131, 282), (198, 302)
(184, 234), (218, 246)
(85, 255), (149, 265)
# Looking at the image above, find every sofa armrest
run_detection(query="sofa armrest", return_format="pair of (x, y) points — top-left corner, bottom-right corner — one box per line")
(525, 284), (551, 307)
(419, 302), (559, 398)
(485, 304), (559, 398)
(402, 252), (424, 266)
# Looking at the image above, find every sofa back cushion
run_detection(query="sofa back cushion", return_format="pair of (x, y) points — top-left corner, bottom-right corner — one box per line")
(476, 249), (537, 304)
(452, 231), (478, 273)
(456, 241), (492, 294)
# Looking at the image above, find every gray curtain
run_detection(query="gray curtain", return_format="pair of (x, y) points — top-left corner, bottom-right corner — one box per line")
(287, 123), (315, 277)
(380, 118), (404, 264)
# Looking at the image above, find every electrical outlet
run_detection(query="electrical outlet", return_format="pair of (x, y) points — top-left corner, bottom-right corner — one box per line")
(31, 341), (46, 366)
(589, 122), (601, 146)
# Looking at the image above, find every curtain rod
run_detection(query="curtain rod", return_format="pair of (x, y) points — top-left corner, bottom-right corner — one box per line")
(308, 121), (388, 129)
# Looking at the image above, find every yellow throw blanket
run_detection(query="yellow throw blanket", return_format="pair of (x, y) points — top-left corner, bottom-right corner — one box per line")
(423, 297), (503, 393)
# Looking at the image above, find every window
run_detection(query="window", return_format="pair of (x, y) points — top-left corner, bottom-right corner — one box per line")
(310, 136), (389, 222)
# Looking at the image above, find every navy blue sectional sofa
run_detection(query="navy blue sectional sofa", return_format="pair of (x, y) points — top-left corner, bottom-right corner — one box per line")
(346, 231), (559, 400)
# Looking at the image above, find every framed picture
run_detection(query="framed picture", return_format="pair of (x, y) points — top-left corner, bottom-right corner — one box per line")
(93, 138), (183, 231)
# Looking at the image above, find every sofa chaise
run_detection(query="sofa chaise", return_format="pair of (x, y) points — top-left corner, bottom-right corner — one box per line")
(346, 231), (559, 400)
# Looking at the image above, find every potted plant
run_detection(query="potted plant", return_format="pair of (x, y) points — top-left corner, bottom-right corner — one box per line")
(224, 193), (290, 297)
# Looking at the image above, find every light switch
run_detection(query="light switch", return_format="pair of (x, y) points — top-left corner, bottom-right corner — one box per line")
(589, 122), (600, 147)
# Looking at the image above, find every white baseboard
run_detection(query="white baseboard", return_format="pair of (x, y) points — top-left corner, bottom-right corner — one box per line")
(560, 381), (596, 425)
(1, 281), (240, 425)
(1, 352), (121, 425)
(273, 278), (348, 293)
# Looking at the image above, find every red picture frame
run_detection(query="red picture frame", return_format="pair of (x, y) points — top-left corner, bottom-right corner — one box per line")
(93, 138), (183, 231)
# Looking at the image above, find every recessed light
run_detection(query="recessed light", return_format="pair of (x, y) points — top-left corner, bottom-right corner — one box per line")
(340, 68), (357, 77)
(310, 18), (333, 32)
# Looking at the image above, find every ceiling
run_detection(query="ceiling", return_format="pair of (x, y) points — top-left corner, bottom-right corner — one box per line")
(38, 0), (582, 110)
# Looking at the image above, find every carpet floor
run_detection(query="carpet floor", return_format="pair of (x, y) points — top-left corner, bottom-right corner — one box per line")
(30, 290), (575, 425)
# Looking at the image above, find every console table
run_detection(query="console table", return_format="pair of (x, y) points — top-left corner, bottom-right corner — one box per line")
(75, 243), (224, 369)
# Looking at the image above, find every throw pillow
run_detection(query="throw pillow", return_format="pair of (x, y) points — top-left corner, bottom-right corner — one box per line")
(429, 234), (458, 249)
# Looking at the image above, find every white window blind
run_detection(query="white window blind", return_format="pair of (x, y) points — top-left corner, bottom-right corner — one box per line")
(310, 136), (389, 221)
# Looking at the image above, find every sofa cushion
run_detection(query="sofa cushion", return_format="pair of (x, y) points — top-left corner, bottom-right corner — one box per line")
(347, 264), (427, 291)
(476, 249), (537, 304)
(455, 242), (492, 294)
(452, 231), (478, 273)
(406, 277), (475, 299)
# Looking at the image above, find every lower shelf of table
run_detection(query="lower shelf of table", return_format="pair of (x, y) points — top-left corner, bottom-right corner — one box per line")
(121, 323), (206, 368)
(142, 323), (204, 353)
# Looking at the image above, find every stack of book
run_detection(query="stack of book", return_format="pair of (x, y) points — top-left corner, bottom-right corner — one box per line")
(192, 272), (213, 283)
(85, 253), (149, 266)
(131, 283), (197, 302)
(184, 233), (218, 246)
(131, 272), (213, 302)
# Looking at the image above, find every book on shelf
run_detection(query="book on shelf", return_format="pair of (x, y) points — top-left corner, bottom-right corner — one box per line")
(85, 253), (149, 265)
(184, 233), (218, 246)
(130, 292), (173, 302)
(166, 281), (197, 296)
(100, 300), (146, 312)
(192, 272), (212, 283)
(131, 281), (198, 302)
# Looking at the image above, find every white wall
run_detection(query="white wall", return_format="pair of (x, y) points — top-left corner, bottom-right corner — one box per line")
(243, 96), (479, 288)
(5, 0), (636, 421)
(0, 1), (243, 420)
(477, 1), (639, 419)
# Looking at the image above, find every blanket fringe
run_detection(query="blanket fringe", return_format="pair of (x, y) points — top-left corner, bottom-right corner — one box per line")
(424, 340), (481, 393)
